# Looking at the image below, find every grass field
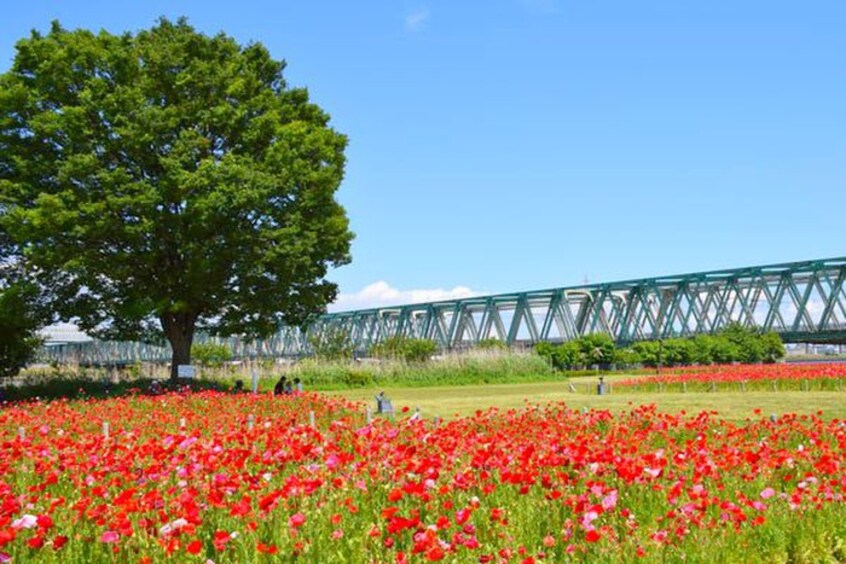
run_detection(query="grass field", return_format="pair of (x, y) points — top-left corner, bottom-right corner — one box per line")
(329, 378), (846, 421)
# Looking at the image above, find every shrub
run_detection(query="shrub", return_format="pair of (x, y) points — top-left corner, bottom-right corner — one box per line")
(578, 333), (616, 366)
(690, 335), (718, 365)
(662, 338), (695, 366)
(538, 327), (785, 370)
(402, 339), (438, 362)
(535, 341), (574, 370)
(614, 346), (640, 366)
(534, 341), (556, 366)
(761, 331), (786, 363)
(191, 342), (233, 368)
(558, 341), (585, 368)
(476, 338), (507, 350)
(370, 337), (437, 363)
(369, 337), (406, 360)
(631, 340), (661, 367)
(535, 337), (601, 370)
(309, 327), (354, 360)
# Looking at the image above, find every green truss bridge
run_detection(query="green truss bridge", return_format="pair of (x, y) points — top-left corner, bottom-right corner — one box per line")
(41, 256), (846, 365)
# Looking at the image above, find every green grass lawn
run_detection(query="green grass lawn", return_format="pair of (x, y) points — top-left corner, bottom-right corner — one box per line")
(327, 379), (846, 421)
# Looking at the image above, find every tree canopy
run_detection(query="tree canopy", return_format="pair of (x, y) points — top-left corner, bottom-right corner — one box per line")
(0, 277), (48, 378)
(0, 19), (353, 377)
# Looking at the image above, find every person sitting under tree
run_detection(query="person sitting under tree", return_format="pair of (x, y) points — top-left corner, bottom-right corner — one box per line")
(149, 379), (163, 396)
(273, 376), (287, 396)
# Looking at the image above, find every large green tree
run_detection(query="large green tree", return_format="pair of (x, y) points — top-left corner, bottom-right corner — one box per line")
(0, 277), (47, 378)
(0, 19), (353, 378)
(0, 191), (51, 377)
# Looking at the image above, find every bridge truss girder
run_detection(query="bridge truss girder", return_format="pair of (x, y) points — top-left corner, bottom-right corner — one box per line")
(39, 257), (846, 365)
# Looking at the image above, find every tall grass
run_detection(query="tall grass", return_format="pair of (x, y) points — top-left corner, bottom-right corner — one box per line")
(5, 350), (557, 399)
(285, 349), (557, 390)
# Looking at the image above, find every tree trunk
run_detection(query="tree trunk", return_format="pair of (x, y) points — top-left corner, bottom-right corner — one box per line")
(160, 312), (197, 381)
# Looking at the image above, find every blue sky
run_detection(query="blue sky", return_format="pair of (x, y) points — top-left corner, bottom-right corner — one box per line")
(3, 1), (845, 312)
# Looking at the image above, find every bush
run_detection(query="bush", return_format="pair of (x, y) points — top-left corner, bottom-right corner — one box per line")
(761, 331), (786, 363)
(476, 338), (507, 350)
(690, 335), (718, 365)
(662, 338), (695, 366)
(578, 333), (616, 366)
(369, 337), (437, 363)
(536, 326), (785, 370)
(402, 339), (438, 362)
(369, 337), (406, 360)
(535, 336), (604, 370)
(535, 341), (575, 370)
(614, 346), (640, 366)
(631, 340), (661, 367)
(534, 341), (556, 366)
(191, 342), (233, 368)
(709, 338), (742, 364)
(309, 328), (354, 360)
(718, 323), (789, 363)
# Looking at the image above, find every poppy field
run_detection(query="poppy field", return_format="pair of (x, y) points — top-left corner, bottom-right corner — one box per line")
(616, 362), (846, 392)
(1, 387), (846, 562)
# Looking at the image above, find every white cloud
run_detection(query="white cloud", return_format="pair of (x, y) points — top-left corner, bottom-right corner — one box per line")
(405, 7), (430, 31)
(330, 281), (481, 312)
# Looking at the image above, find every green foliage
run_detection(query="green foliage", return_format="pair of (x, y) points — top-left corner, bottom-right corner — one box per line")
(402, 339), (438, 363)
(630, 340), (660, 367)
(625, 326), (785, 367)
(290, 350), (556, 389)
(706, 336), (743, 364)
(613, 346), (640, 366)
(558, 341), (585, 367)
(760, 331), (786, 363)
(0, 19), (353, 377)
(287, 358), (373, 388)
(190, 342), (232, 368)
(308, 328), (354, 360)
(369, 337), (437, 363)
(476, 338), (507, 350)
(720, 322), (767, 363)
(533, 341), (556, 364)
(368, 337), (405, 360)
(536, 334), (615, 369)
(662, 338), (695, 366)
(1, 370), (222, 402)
(0, 281), (46, 377)
(535, 340), (580, 370)
(577, 333), (616, 366)
(536, 326), (786, 370)
(689, 335), (719, 365)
